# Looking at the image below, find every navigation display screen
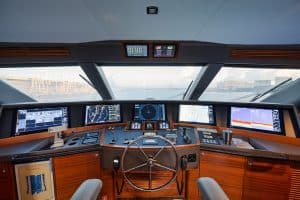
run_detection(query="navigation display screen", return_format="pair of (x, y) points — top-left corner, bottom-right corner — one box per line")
(15, 107), (68, 135)
(230, 107), (282, 133)
(134, 104), (166, 121)
(85, 104), (121, 125)
(179, 104), (214, 124)
(153, 44), (176, 57)
(126, 44), (148, 57)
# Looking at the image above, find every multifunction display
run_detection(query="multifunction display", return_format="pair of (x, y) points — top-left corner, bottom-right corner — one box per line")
(179, 104), (214, 124)
(153, 44), (176, 57)
(230, 107), (282, 133)
(126, 44), (148, 57)
(15, 107), (68, 135)
(134, 104), (166, 121)
(85, 104), (121, 125)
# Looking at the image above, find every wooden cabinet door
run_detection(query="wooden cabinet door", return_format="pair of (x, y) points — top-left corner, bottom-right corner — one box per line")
(243, 158), (291, 200)
(199, 151), (246, 200)
(0, 162), (17, 200)
(53, 151), (101, 200)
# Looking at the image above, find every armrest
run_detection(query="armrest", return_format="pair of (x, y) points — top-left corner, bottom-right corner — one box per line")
(71, 179), (102, 200)
(197, 177), (229, 200)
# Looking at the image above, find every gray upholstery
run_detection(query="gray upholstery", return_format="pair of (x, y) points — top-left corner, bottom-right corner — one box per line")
(71, 179), (102, 200)
(197, 177), (229, 200)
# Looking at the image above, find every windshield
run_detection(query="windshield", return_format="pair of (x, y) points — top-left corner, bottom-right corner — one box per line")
(1, 65), (300, 103)
(0, 66), (101, 103)
(99, 66), (202, 100)
(199, 67), (300, 102)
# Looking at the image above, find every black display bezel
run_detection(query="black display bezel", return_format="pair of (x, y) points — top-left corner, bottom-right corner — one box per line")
(177, 104), (216, 125)
(153, 43), (177, 58)
(13, 106), (70, 136)
(84, 103), (122, 126)
(227, 106), (285, 135)
(125, 44), (149, 58)
(132, 103), (168, 122)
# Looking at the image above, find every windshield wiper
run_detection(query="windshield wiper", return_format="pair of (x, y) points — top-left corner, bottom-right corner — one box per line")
(250, 78), (292, 102)
(182, 80), (194, 100)
(79, 74), (96, 90)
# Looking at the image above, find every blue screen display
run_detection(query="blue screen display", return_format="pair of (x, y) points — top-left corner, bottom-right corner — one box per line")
(133, 104), (166, 121)
(16, 107), (68, 135)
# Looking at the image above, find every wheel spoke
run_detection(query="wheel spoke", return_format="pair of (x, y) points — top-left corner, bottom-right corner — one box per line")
(124, 162), (147, 173)
(134, 142), (149, 159)
(154, 162), (176, 172)
(149, 165), (152, 189)
(153, 146), (165, 159)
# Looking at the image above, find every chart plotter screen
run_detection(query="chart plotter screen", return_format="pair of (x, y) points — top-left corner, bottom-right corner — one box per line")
(179, 104), (214, 124)
(85, 104), (121, 125)
(230, 107), (282, 133)
(134, 104), (166, 121)
(15, 107), (68, 135)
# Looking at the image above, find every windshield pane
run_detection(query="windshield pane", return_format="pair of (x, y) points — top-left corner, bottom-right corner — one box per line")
(100, 66), (203, 100)
(0, 66), (102, 103)
(199, 67), (300, 102)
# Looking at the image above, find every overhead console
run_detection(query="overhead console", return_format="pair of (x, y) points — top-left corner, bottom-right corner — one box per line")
(125, 43), (177, 58)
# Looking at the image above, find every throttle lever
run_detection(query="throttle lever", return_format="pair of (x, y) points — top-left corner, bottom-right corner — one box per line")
(181, 155), (188, 170)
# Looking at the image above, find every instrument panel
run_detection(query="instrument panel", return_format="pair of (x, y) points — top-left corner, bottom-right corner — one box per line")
(0, 101), (298, 139)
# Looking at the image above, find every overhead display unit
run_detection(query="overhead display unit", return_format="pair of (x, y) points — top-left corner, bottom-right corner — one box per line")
(85, 104), (121, 125)
(133, 104), (166, 121)
(229, 106), (283, 134)
(178, 104), (215, 124)
(125, 44), (148, 57)
(15, 107), (68, 135)
(153, 44), (176, 58)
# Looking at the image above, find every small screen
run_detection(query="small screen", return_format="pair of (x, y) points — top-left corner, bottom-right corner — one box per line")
(85, 104), (121, 125)
(15, 107), (68, 135)
(153, 44), (176, 57)
(126, 44), (148, 57)
(134, 104), (166, 121)
(230, 107), (282, 133)
(179, 105), (214, 124)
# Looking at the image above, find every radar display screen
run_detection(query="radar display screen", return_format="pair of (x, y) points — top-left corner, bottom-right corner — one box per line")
(85, 104), (121, 125)
(153, 44), (176, 58)
(230, 107), (282, 133)
(15, 107), (68, 135)
(133, 104), (166, 121)
(126, 44), (148, 57)
(179, 104), (214, 124)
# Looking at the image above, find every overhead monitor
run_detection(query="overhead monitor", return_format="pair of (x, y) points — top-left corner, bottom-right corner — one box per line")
(125, 44), (148, 57)
(230, 106), (282, 133)
(153, 44), (176, 58)
(15, 107), (68, 135)
(179, 104), (215, 124)
(133, 104), (166, 121)
(85, 104), (121, 125)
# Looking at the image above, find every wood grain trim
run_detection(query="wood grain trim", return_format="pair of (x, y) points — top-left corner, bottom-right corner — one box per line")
(0, 47), (70, 58)
(289, 163), (300, 200)
(231, 49), (300, 59)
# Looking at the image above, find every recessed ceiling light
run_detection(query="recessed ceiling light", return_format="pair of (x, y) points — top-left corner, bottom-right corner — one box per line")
(147, 6), (159, 15)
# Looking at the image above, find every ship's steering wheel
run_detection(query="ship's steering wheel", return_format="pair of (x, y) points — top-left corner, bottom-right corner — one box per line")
(121, 135), (178, 191)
